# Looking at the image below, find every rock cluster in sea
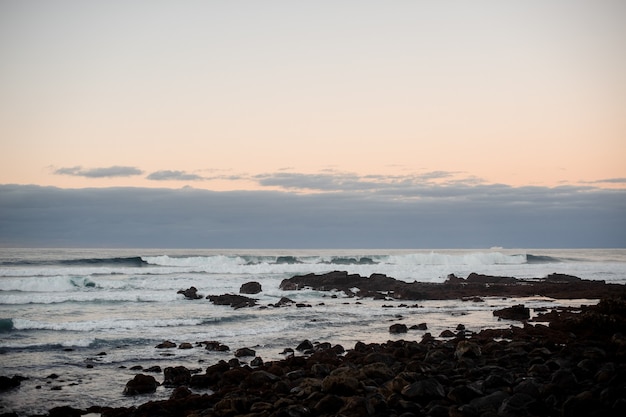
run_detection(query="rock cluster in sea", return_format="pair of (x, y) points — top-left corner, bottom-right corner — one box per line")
(10, 295), (623, 417)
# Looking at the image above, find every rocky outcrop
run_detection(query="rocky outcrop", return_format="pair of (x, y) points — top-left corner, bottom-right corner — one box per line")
(279, 270), (626, 300)
(177, 286), (202, 300)
(493, 304), (531, 321)
(123, 374), (159, 395)
(239, 281), (262, 294)
(206, 293), (257, 308)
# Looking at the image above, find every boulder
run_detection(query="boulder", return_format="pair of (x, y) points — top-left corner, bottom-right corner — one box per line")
(389, 323), (408, 334)
(163, 366), (191, 387)
(207, 293), (257, 309)
(156, 340), (177, 349)
(235, 347), (256, 357)
(493, 304), (530, 321)
(123, 374), (159, 395)
(177, 286), (202, 300)
(240, 281), (262, 294)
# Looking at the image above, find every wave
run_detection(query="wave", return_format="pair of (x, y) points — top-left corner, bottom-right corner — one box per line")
(11, 317), (210, 332)
(1, 256), (148, 267)
(526, 254), (562, 264)
(142, 252), (531, 268)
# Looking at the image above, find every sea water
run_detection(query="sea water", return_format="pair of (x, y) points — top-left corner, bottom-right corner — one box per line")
(1, 248), (625, 415)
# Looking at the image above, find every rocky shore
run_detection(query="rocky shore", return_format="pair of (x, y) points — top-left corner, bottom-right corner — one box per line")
(2, 272), (626, 417)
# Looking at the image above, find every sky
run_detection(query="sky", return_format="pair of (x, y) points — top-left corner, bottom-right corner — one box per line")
(1, 1), (625, 248)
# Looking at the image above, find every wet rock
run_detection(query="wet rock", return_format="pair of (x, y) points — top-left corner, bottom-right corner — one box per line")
(178, 342), (193, 349)
(163, 366), (191, 387)
(0, 375), (26, 391)
(177, 286), (202, 299)
(235, 347), (256, 357)
(240, 281), (262, 294)
(207, 293), (258, 308)
(123, 374), (159, 395)
(494, 304), (530, 321)
(155, 340), (176, 349)
(203, 340), (230, 351)
(322, 374), (360, 395)
(455, 340), (481, 359)
(390, 323), (408, 333)
(296, 339), (314, 351)
(401, 378), (446, 400)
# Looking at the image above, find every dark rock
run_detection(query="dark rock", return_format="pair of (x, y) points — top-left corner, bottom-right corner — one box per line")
(250, 356), (264, 367)
(321, 374), (360, 395)
(178, 342), (193, 349)
(401, 378), (445, 400)
(123, 374), (159, 395)
(48, 406), (83, 417)
(493, 304), (530, 321)
(440, 329), (456, 338)
(235, 347), (256, 357)
(0, 375), (26, 391)
(169, 386), (192, 400)
(155, 340), (176, 349)
(274, 296), (295, 307)
(390, 323), (408, 333)
(177, 286), (202, 299)
(240, 281), (262, 294)
(163, 366), (191, 387)
(314, 394), (344, 414)
(296, 339), (314, 351)
(145, 366), (162, 373)
(207, 293), (257, 308)
(203, 340), (230, 351)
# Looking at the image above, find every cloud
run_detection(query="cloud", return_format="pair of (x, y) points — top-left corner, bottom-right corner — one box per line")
(53, 165), (143, 178)
(590, 178), (626, 184)
(147, 170), (204, 181)
(253, 171), (483, 195)
(0, 183), (624, 248)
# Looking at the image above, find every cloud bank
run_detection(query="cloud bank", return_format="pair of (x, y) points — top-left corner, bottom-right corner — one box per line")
(1, 183), (624, 248)
(54, 166), (143, 178)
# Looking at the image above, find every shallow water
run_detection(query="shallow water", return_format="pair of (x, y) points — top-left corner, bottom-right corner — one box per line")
(1, 248), (624, 415)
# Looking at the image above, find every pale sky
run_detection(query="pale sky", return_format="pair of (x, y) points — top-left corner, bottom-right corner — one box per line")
(0, 1), (625, 248)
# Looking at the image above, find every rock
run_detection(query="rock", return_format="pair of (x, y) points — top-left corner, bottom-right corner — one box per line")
(250, 357), (264, 367)
(123, 374), (159, 395)
(296, 339), (314, 351)
(178, 342), (193, 349)
(156, 340), (177, 349)
(455, 340), (481, 359)
(440, 329), (456, 338)
(322, 374), (360, 395)
(48, 406), (83, 417)
(207, 293), (258, 308)
(169, 386), (192, 400)
(493, 304), (530, 321)
(274, 296), (295, 307)
(145, 366), (162, 373)
(177, 286), (202, 300)
(401, 378), (446, 400)
(0, 375), (26, 391)
(390, 323), (408, 334)
(203, 341), (230, 351)
(240, 281), (262, 294)
(163, 366), (191, 387)
(235, 347), (256, 357)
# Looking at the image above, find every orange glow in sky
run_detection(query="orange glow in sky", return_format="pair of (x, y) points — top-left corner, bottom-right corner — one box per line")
(1, 1), (625, 192)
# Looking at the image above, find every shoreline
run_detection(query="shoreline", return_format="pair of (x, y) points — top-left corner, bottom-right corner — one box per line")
(5, 295), (624, 417)
(1, 271), (625, 417)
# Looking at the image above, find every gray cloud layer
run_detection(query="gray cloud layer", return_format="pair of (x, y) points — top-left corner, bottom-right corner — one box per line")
(1, 183), (624, 248)
(54, 166), (144, 178)
(146, 170), (204, 181)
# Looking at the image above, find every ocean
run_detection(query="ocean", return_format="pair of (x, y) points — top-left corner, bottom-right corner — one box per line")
(1, 248), (625, 415)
